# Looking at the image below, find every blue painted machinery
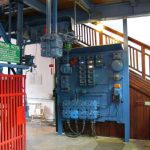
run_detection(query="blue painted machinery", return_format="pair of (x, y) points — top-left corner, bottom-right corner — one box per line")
(56, 44), (130, 142)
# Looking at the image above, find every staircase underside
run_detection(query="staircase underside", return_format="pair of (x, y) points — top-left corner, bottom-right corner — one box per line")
(130, 70), (150, 97)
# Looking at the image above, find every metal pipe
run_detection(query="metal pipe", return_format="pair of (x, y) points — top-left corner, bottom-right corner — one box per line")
(8, 0), (12, 41)
(53, 0), (58, 34)
(123, 18), (128, 50)
(8, 0), (12, 74)
(47, 0), (51, 34)
(17, 0), (23, 74)
(17, 0), (23, 46)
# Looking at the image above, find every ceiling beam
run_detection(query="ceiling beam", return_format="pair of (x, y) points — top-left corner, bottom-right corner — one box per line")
(129, 0), (136, 6)
(23, 0), (46, 14)
(24, 0), (91, 14)
(91, 1), (150, 21)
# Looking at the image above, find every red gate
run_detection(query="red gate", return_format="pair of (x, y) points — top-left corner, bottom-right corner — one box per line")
(0, 74), (26, 150)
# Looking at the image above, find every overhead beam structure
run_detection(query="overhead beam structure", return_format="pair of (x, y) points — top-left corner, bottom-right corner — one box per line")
(24, 0), (46, 14)
(92, 1), (150, 20)
(23, 0), (150, 22)
(17, 0), (24, 75)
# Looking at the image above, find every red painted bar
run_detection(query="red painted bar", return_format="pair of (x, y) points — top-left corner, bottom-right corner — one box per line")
(0, 74), (26, 150)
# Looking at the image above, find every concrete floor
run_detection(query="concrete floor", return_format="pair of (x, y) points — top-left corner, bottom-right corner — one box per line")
(27, 122), (150, 150)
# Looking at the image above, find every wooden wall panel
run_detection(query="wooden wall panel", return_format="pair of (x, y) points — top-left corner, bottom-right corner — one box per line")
(130, 87), (150, 139)
(94, 86), (150, 140)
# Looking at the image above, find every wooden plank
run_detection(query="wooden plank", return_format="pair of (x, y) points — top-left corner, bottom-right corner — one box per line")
(40, 0), (74, 10)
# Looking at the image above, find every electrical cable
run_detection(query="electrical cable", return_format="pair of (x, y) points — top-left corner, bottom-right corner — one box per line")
(68, 120), (86, 135)
(75, 120), (79, 133)
(67, 120), (77, 134)
(91, 121), (97, 138)
(64, 121), (80, 138)
(64, 120), (86, 138)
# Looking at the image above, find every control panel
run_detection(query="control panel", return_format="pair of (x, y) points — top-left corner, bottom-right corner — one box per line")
(56, 44), (130, 141)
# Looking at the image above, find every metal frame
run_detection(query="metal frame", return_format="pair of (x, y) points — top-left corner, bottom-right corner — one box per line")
(123, 18), (130, 142)
(0, 23), (10, 43)
(17, 0), (23, 65)
(23, 0), (150, 22)
(24, 0), (46, 14)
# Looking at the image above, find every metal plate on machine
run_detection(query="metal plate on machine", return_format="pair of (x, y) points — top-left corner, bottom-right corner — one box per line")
(0, 41), (20, 63)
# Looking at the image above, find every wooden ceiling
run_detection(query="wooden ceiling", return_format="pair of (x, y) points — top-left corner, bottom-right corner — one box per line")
(39, 0), (130, 10)
(40, 0), (74, 10)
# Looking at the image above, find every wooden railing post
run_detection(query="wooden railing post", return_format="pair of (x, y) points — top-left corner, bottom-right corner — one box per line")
(141, 46), (146, 79)
(99, 31), (103, 45)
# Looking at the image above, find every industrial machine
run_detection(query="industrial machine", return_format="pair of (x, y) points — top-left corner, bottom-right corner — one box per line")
(56, 44), (130, 142)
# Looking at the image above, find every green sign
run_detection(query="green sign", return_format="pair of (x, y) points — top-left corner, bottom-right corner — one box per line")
(0, 41), (20, 63)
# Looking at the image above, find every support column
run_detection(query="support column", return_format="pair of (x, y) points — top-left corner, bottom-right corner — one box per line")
(123, 18), (130, 142)
(123, 19), (128, 50)
(47, 0), (51, 34)
(8, 0), (12, 74)
(17, 0), (23, 66)
(56, 59), (62, 135)
(52, 0), (58, 34)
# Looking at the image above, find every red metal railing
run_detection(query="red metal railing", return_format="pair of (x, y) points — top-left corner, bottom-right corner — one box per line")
(0, 74), (26, 150)
(75, 24), (150, 80)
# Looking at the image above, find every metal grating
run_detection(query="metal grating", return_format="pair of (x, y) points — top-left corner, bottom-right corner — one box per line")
(0, 74), (26, 150)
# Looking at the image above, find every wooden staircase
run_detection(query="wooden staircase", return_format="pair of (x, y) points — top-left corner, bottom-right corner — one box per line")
(76, 24), (150, 76)
(130, 71), (150, 97)
(75, 23), (150, 140)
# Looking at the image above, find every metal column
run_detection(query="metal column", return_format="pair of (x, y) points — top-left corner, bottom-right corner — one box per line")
(123, 18), (130, 142)
(17, 0), (23, 65)
(47, 0), (52, 34)
(52, 0), (58, 34)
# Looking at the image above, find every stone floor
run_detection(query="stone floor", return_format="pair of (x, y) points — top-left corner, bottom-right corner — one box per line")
(27, 122), (150, 150)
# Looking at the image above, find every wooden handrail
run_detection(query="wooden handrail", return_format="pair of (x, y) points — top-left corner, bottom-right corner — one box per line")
(104, 25), (150, 50)
(83, 23), (150, 50)
(75, 23), (150, 80)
